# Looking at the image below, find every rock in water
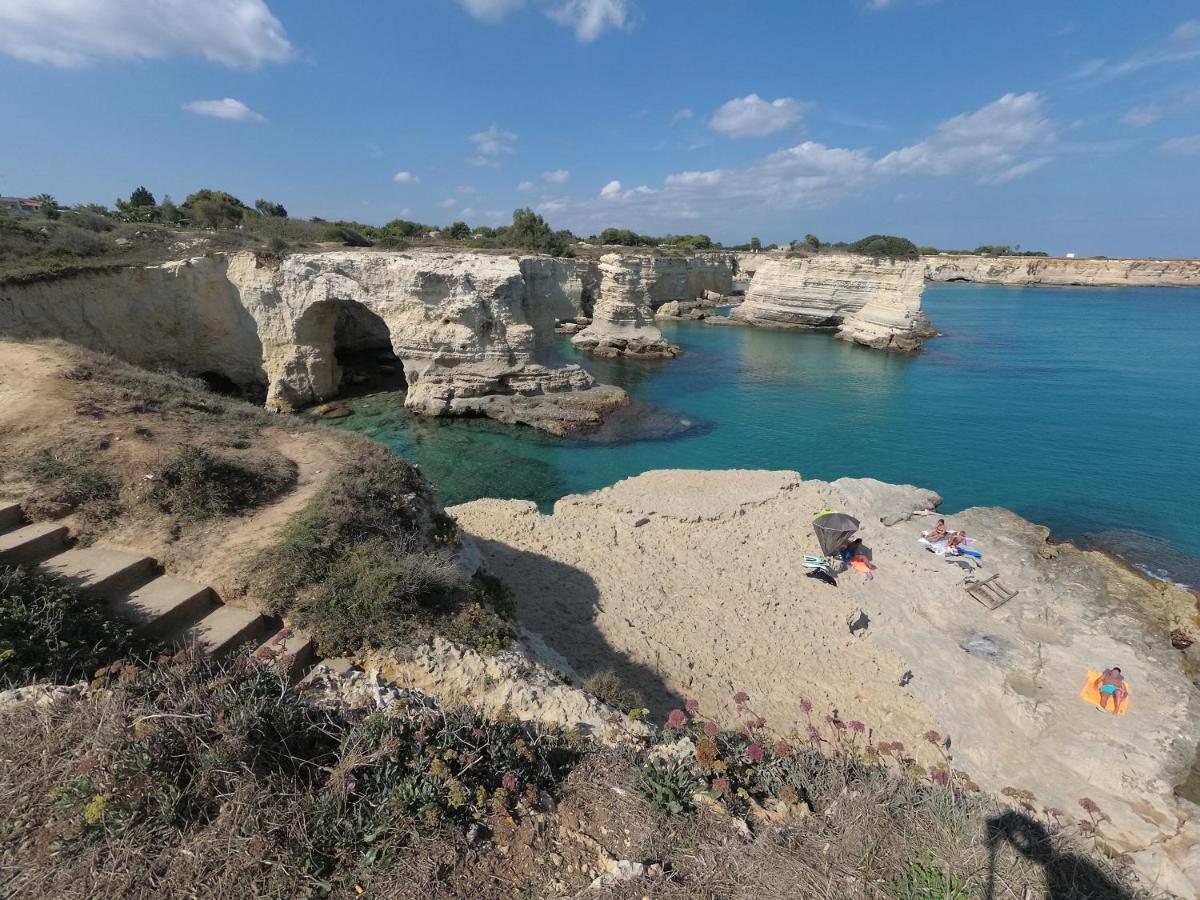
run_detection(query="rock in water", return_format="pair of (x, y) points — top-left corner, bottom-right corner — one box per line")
(731, 254), (929, 351)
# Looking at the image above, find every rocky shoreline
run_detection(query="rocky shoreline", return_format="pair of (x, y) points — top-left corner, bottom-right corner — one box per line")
(450, 469), (1200, 895)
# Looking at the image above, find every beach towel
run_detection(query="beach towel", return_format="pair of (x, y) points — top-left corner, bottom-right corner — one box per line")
(849, 555), (875, 580)
(1079, 670), (1130, 715)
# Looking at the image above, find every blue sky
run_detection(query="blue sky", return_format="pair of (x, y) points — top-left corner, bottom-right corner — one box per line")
(2, 0), (1198, 255)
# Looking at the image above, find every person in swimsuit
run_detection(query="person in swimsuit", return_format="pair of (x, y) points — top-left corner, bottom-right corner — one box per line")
(946, 530), (968, 552)
(926, 519), (948, 542)
(1098, 667), (1127, 714)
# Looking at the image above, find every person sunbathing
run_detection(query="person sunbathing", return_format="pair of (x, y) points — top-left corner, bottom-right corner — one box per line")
(1098, 667), (1128, 714)
(926, 519), (948, 542)
(946, 530), (968, 551)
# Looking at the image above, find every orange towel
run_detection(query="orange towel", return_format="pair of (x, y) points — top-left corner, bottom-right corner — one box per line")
(1079, 670), (1130, 715)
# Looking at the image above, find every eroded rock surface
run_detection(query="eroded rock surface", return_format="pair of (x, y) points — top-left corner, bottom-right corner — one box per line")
(731, 255), (929, 351)
(925, 255), (1200, 287)
(0, 250), (627, 433)
(451, 469), (1200, 895)
(572, 254), (679, 359)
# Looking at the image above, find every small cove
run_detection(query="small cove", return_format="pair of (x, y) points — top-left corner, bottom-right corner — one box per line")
(326, 282), (1200, 589)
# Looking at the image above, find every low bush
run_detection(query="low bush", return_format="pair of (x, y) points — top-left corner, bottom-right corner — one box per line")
(47, 225), (107, 257)
(0, 565), (150, 686)
(583, 669), (644, 713)
(0, 650), (579, 896)
(255, 445), (514, 657)
(22, 450), (119, 518)
(150, 444), (296, 522)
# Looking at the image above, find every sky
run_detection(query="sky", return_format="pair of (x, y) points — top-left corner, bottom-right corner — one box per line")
(1, 0), (1198, 256)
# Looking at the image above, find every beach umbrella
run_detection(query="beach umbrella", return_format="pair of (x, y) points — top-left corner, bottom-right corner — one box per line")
(812, 511), (861, 557)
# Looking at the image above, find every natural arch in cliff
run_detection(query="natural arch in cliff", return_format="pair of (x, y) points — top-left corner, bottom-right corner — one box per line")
(272, 298), (405, 409)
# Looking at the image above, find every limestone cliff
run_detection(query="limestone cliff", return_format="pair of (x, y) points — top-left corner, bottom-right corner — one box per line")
(925, 254), (1200, 287)
(571, 254), (679, 359)
(731, 255), (929, 351)
(641, 252), (735, 307)
(0, 250), (624, 433)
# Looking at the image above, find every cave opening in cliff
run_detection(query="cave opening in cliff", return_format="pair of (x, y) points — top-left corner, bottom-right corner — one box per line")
(330, 300), (407, 397)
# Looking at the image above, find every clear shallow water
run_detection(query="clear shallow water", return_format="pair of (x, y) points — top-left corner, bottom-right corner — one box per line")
(328, 283), (1200, 588)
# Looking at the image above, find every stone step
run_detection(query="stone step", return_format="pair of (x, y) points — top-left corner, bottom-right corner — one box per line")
(0, 502), (23, 532)
(298, 656), (358, 687)
(108, 576), (216, 637)
(0, 522), (70, 565)
(38, 547), (156, 597)
(256, 628), (318, 679)
(174, 606), (269, 658)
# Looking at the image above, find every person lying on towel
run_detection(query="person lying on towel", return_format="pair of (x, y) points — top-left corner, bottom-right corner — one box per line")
(1099, 667), (1128, 714)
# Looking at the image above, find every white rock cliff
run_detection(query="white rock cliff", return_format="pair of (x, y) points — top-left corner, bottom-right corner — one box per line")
(925, 254), (1200, 287)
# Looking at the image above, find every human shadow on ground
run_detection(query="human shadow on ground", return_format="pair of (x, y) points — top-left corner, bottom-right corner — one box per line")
(470, 537), (687, 721)
(985, 812), (1131, 900)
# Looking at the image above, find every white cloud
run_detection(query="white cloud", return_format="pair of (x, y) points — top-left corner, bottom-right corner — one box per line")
(517, 181), (535, 192)
(392, 171), (420, 184)
(182, 97), (266, 123)
(460, 207), (478, 217)
(468, 124), (518, 166)
(981, 156), (1052, 185)
(875, 92), (1054, 177)
(542, 169), (570, 184)
(534, 93), (1059, 234)
(458, 0), (631, 42)
(439, 197), (459, 209)
(710, 94), (806, 138)
(1160, 134), (1200, 155)
(1072, 19), (1200, 83)
(1121, 104), (1163, 127)
(671, 108), (693, 126)
(457, 185), (478, 195)
(0, 0), (293, 68)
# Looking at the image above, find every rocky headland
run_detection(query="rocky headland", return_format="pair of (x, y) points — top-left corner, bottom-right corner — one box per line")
(731, 255), (931, 352)
(451, 469), (1200, 895)
(925, 254), (1200, 287)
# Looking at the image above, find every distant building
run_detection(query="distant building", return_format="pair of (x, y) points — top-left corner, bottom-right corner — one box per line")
(0, 196), (41, 217)
(1065, 252), (1076, 259)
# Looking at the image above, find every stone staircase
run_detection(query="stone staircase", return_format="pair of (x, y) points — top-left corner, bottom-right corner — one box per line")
(0, 501), (318, 679)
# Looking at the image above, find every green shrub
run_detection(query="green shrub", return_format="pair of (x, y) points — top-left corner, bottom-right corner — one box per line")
(150, 444), (296, 522)
(583, 669), (644, 713)
(0, 565), (150, 686)
(444, 603), (512, 656)
(47, 225), (107, 257)
(893, 854), (972, 900)
(290, 538), (464, 655)
(634, 758), (703, 817)
(846, 234), (920, 261)
(22, 450), (118, 515)
(1, 649), (579, 893)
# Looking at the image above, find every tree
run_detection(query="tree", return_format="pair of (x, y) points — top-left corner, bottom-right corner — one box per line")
(158, 195), (181, 225)
(129, 186), (156, 208)
(749, 237), (762, 252)
(382, 218), (427, 238)
(846, 234), (920, 261)
(472, 225), (497, 239)
(34, 193), (59, 220)
(507, 208), (575, 256)
(804, 233), (820, 251)
(183, 189), (248, 229)
(445, 221), (471, 240)
(255, 198), (288, 218)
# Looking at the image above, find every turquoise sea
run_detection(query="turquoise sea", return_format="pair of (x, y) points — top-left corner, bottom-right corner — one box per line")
(328, 283), (1200, 589)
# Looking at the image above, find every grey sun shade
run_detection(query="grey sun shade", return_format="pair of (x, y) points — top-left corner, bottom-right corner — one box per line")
(812, 512), (861, 556)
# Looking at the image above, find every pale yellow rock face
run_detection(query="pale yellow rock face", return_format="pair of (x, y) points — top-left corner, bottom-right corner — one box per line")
(0, 250), (619, 430)
(732, 254), (929, 351)
(925, 254), (1200, 287)
(450, 469), (1200, 896)
(572, 253), (735, 357)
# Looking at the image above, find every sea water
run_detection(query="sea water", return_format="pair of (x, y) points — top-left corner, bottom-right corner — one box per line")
(327, 283), (1200, 589)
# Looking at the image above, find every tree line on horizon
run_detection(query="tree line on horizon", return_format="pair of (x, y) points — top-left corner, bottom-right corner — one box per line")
(8, 187), (1046, 262)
